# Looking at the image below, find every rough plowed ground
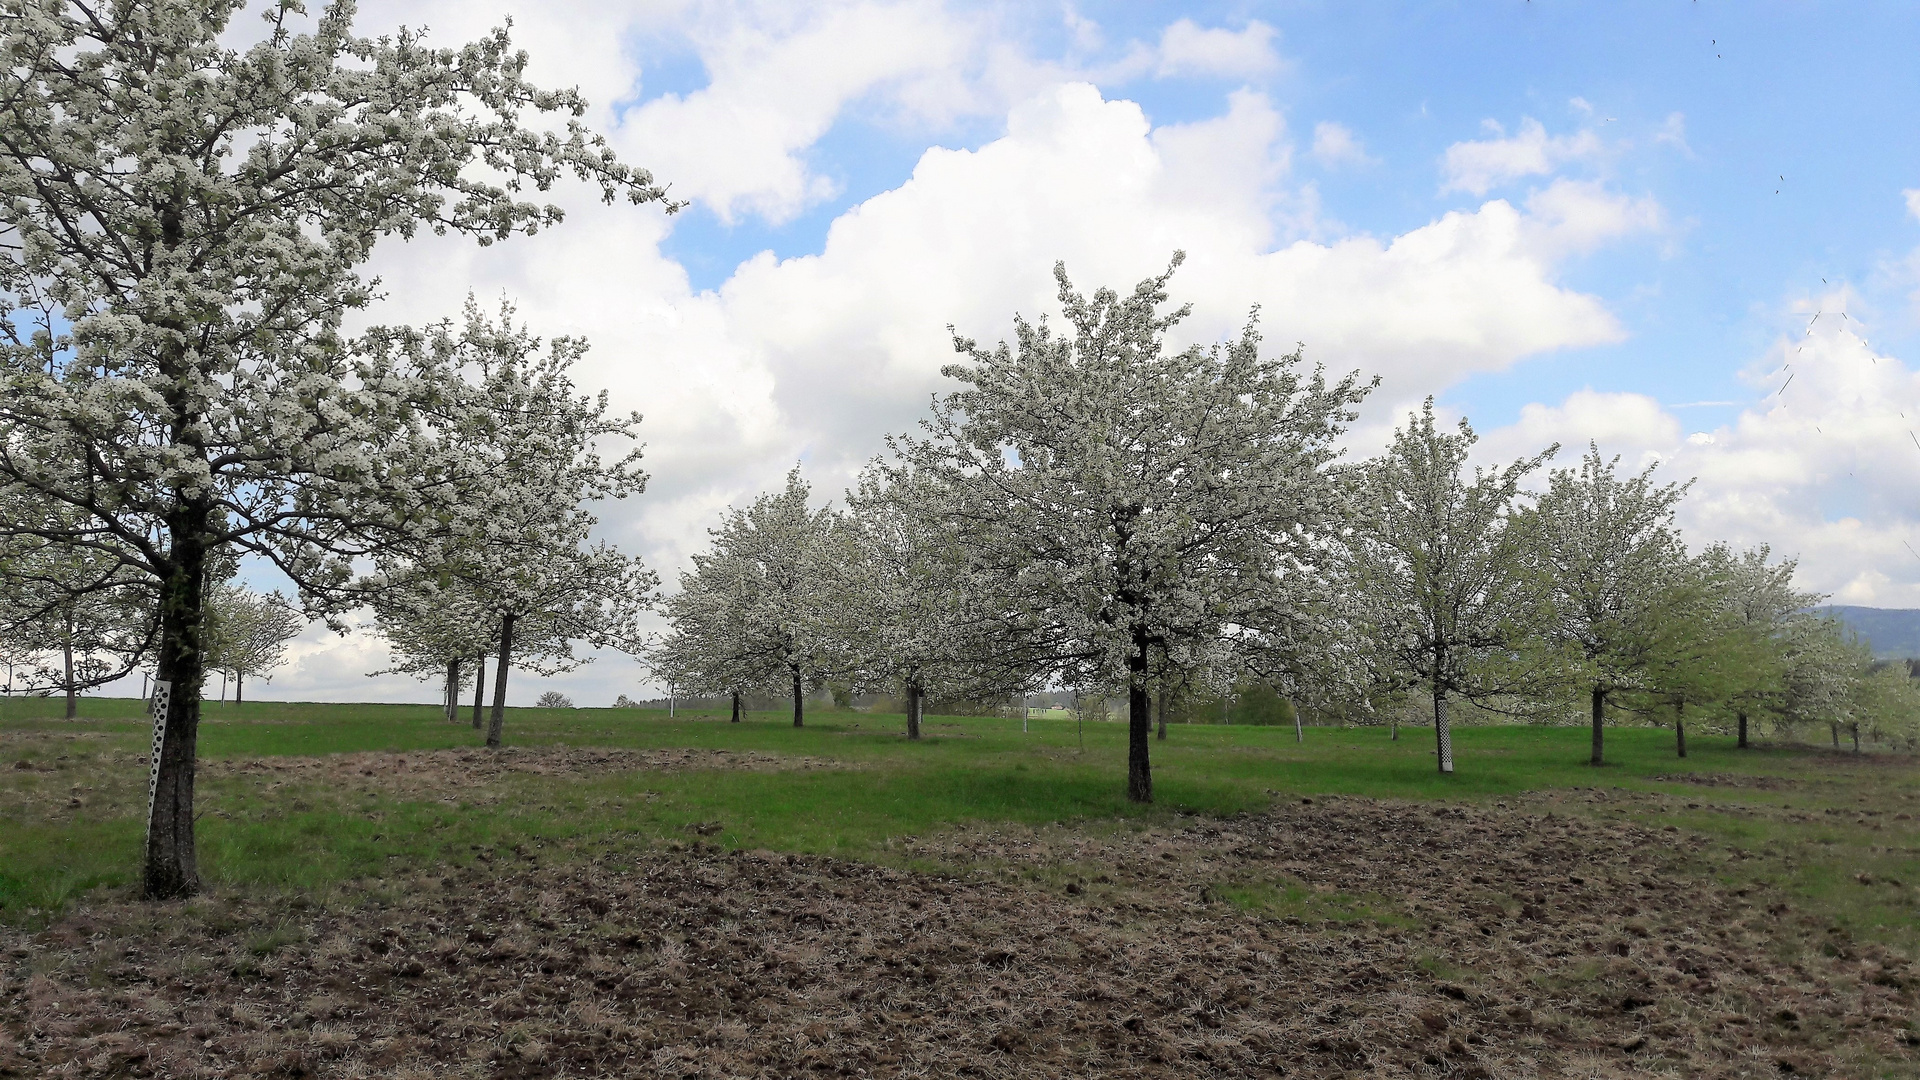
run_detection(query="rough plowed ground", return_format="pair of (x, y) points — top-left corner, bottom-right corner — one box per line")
(4, 789), (1913, 1078)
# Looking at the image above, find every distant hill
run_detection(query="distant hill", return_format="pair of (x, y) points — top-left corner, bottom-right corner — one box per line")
(1816, 606), (1920, 659)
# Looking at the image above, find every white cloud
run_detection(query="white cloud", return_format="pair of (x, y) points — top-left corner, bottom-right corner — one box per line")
(1476, 388), (1682, 474)
(347, 5), (1291, 231)
(1905, 188), (1920, 222)
(620, 2), (991, 225)
(1480, 313), (1920, 607)
(1310, 121), (1372, 168)
(1154, 18), (1281, 79)
(1653, 112), (1690, 153)
(703, 85), (1633, 472)
(1520, 178), (1665, 259)
(1440, 117), (1603, 196)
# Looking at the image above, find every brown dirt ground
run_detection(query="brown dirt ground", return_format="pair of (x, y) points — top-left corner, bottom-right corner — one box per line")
(205, 746), (851, 801)
(4, 785), (1916, 1078)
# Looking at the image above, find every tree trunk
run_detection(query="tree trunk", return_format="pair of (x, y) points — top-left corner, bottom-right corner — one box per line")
(444, 659), (459, 723)
(1292, 697), (1303, 743)
(1852, 724), (1860, 753)
(906, 681), (923, 740)
(234, 673), (243, 705)
(485, 612), (515, 749)
(1390, 712), (1398, 741)
(1590, 687), (1605, 767)
(62, 627), (76, 719)
(1434, 685), (1454, 774)
(1737, 710), (1748, 749)
(471, 652), (487, 730)
(1675, 699), (1687, 759)
(145, 515), (210, 900)
(791, 667), (804, 728)
(730, 690), (742, 724)
(1127, 642), (1152, 803)
(1830, 722), (1839, 749)
(1155, 686), (1167, 742)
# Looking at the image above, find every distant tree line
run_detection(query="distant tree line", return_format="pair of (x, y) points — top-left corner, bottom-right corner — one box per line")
(655, 258), (1917, 803)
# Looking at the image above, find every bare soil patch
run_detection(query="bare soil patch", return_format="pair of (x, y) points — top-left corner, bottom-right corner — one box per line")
(1648, 772), (1798, 791)
(4, 794), (1913, 1078)
(205, 745), (848, 803)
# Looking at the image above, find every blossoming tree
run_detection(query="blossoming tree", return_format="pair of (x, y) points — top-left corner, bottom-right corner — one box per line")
(897, 256), (1372, 802)
(0, 0), (672, 896)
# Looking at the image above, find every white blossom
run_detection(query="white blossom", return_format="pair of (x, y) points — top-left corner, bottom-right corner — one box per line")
(1346, 398), (1555, 773)
(822, 465), (1031, 738)
(654, 466), (838, 727)
(1518, 444), (1690, 766)
(367, 301), (658, 748)
(896, 254), (1372, 801)
(200, 582), (302, 703)
(0, 0), (672, 897)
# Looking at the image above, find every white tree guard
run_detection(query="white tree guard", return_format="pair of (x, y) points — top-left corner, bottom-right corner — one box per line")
(144, 680), (171, 843)
(1435, 693), (1454, 774)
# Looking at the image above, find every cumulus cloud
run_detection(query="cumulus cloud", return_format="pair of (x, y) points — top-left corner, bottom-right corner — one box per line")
(1154, 18), (1282, 79)
(1440, 117), (1603, 196)
(699, 85), (1636, 480)
(619, 3), (992, 224)
(1906, 188), (1920, 222)
(452, 2), (1293, 228)
(1310, 121), (1372, 168)
(1479, 315), (1920, 607)
(1476, 389), (1682, 473)
(349, 4), (1294, 231)
(1520, 178), (1665, 259)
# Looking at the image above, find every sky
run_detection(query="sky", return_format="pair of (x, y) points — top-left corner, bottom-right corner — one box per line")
(165, 0), (1920, 708)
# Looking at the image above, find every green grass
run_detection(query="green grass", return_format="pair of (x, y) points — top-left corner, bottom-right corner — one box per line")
(3, 696), (1915, 953)
(1215, 877), (1416, 928)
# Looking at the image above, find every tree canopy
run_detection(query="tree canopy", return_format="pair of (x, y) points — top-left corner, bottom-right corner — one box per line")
(894, 254), (1372, 801)
(0, 0), (674, 897)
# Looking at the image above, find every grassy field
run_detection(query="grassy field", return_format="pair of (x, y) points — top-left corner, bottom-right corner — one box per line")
(3, 696), (1914, 947)
(5, 696), (1918, 1077)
